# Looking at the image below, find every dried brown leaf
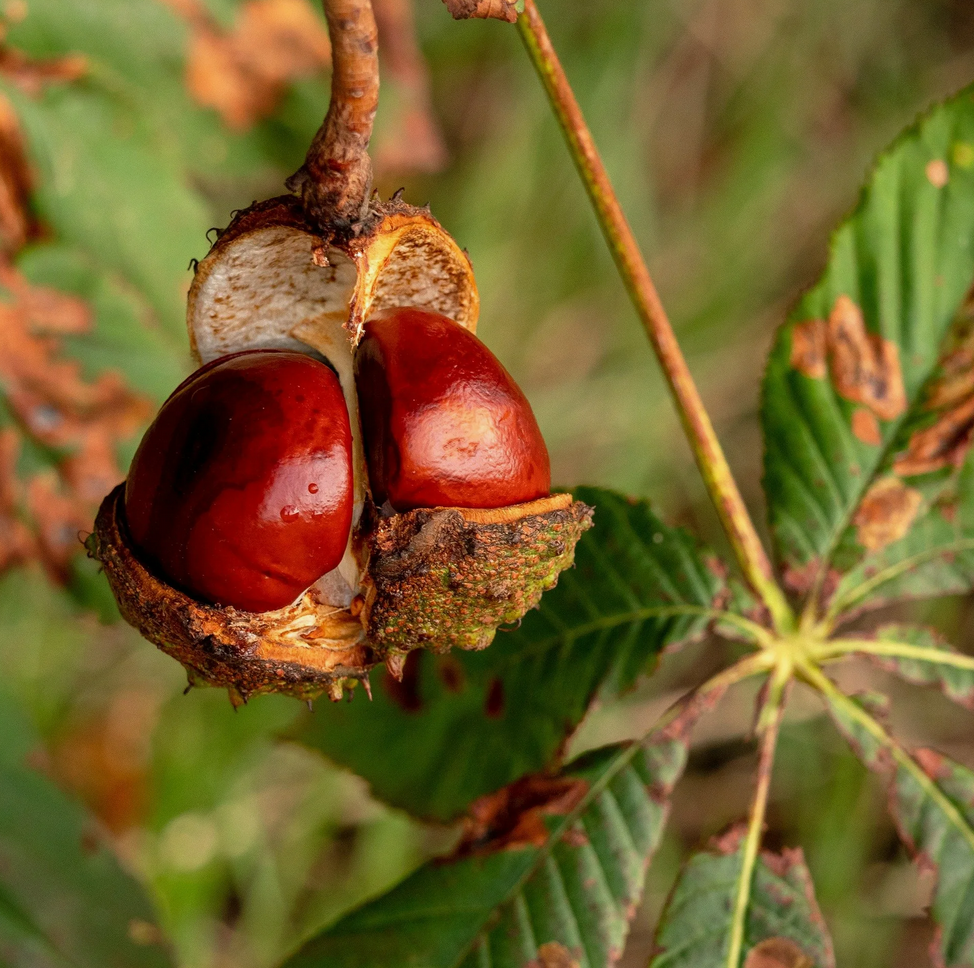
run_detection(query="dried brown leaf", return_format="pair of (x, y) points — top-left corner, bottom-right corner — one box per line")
(442, 0), (518, 22)
(165, 0), (331, 130)
(0, 93), (38, 254)
(0, 46), (87, 96)
(0, 264), (152, 579)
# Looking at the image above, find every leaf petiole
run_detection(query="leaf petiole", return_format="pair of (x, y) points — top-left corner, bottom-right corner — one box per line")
(725, 670), (788, 967)
(515, 0), (793, 635)
(815, 637), (974, 673)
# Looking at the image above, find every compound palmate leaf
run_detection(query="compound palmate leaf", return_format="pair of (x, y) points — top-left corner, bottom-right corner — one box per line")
(284, 708), (699, 968)
(0, 693), (173, 968)
(826, 687), (974, 967)
(650, 833), (834, 968)
(293, 487), (734, 822)
(762, 85), (974, 617)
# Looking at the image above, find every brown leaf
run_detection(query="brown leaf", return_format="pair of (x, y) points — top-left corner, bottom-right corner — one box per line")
(525, 942), (581, 968)
(827, 294), (907, 422)
(852, 476), (923, 552)
(0, 93), (39, 254)
(0, 264), (152, 580)
(0, 46), (87, 96)
(454, 773), (589, 857)
(745, 938), (813, 968)
(442, 0), (518, 23)
(165, 0), (331, 131)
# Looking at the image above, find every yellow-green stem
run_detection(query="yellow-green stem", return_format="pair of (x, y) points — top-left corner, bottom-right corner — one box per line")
(726, 677), (787, 967)
(516, 0), (792, 634)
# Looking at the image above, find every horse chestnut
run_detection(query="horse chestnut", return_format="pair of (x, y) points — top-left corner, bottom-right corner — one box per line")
(124, 350), (354, 613)
(354, 307), (551, 511)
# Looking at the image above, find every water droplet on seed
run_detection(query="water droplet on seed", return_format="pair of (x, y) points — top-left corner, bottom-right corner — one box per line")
(280, 505), (298, 521)
(308, 483), (319, 494)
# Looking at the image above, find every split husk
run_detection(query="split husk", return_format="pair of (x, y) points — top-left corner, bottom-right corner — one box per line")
(91, 193), (593, 702)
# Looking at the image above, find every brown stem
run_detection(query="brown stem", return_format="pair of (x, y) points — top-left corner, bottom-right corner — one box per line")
(287, 0), (379, 229)
(516, 0), (793, 633)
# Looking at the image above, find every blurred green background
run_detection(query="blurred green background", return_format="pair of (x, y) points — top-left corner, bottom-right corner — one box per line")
(1, 0), (972, 965)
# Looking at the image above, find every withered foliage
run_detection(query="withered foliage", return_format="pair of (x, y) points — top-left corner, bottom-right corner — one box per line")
(0, 94), (38, 253)
(163, 0), (331, 131)
(0, 45), (87, 97)
(0, 85), (150, 581)
(0, 266), (152, 580)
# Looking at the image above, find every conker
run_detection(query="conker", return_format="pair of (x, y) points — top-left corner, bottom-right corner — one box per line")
(354, 307), (551, 511)
(124, 350), (354, 613)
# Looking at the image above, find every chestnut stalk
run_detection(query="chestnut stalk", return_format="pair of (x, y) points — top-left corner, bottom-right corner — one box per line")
(286, 0), (379, 229)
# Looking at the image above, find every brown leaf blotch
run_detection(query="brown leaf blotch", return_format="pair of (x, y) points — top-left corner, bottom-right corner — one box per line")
(790, 319), (827, 379)
(454, 774), (589, 857)
(828, 295), (907, 422)
(525, 942), (581, 968)
(851, 407), (883, 446)
(852, 476), (923, 551)
(894, 394), (974, 476)
(745, 938), (813, 968)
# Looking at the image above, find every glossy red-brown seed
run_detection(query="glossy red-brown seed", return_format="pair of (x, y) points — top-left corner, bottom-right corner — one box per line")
(354, 307), (551, 511)
(124, 350), (353, 612)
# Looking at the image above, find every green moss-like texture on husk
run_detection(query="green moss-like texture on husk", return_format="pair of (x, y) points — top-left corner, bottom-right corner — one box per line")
(363, 496), (594, 654)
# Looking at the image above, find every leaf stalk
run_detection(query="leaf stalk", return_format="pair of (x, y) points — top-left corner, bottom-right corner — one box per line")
(727, 673), (787, 968)
(516, 0), (792, 634)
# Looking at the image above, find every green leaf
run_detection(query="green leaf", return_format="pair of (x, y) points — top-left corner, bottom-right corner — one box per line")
(825, 685), (974, 968)
(283, 707), (698, 968)
(0, 694), (173, 968)
(292, 487), (733, 822)
(650, 835), (835, 968)
(838, 623), (974, 709)
(762, 85), (974, 611)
